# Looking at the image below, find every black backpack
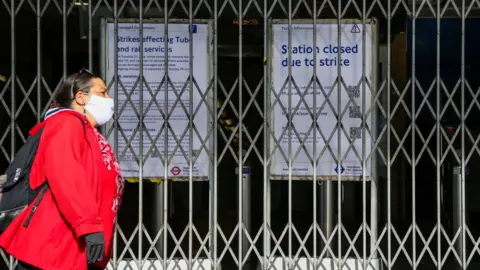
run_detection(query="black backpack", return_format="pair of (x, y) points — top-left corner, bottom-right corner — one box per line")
(0, 115), (85, 233)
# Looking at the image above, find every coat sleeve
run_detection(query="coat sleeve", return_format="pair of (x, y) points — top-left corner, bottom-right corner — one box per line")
(42, 115), (104, 238)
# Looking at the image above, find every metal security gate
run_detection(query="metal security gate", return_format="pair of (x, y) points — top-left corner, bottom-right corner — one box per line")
(1, 0), (480, 269)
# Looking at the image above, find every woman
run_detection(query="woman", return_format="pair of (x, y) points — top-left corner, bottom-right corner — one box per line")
(0, 69), (124, 270)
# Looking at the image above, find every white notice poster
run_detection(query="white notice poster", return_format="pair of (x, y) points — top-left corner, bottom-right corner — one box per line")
(105, 22), (210, 178)
(271, 22), (375, 180)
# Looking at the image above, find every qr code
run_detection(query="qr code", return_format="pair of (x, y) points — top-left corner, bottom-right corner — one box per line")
(350, 127), (362, 140)
(348, 105), (361, 119)
(346, 85), (360, 98)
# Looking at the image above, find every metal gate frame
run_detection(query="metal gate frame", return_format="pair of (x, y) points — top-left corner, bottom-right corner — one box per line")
(263, 17), (381, 270)
(99, 17), (217, 270)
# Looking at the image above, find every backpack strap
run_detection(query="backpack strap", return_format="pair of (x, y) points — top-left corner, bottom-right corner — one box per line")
(22, 185), (48, 227)
(23, 115), (87, 228)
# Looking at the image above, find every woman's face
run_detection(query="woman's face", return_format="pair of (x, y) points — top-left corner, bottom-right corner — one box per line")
(73, 77), (109, 104)
(87, 78), (110, 99)
(73, 78), (113, 127)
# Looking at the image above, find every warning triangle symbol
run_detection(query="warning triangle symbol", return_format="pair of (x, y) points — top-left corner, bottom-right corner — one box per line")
(351, 24), (361, 34)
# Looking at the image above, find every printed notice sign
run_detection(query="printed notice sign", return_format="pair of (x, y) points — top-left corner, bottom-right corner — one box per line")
(105, 23), (210, 178)
(270, 22), (375, 180)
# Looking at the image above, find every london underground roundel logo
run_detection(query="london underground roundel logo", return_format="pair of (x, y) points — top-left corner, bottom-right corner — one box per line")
(171, 166), (181, 176)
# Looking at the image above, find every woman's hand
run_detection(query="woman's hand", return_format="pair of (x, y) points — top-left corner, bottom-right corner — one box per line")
(85, 232), (105, 264)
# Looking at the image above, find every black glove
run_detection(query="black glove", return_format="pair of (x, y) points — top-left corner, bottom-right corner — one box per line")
(85, 232), (105, 264)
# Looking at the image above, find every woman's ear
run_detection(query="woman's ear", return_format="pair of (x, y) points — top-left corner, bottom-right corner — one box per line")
(74, 91), (88, 106)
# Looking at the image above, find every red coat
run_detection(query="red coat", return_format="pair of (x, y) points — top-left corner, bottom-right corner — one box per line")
(0, 109), (124, 270)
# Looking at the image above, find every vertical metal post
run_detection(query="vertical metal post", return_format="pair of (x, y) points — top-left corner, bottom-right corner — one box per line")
(138, 1), (144, 268)
(322, 181), (333, 252)
(452, 166), (464, 270)
(36, 0), (41, 124)
(435, 0), (442, 268)
(360, 4), (368, 269)
(336, 6), (343, 270)
(370, 23), (379, 262)
(237, 166), (251, 269)
(8, 0), (14, 209)
(263, 13), (271, 270)
(370, 169), (378, 260)
(287, 0), (293, 268)
(88, 0), (92, 71)
(312, 2), (318, 269)
(387, 3), (393, 269)
(9, 0), (15, 267)
(162, 0), (170, 268)
(62, 0), (67, 79)
(188, 0), (195, 267)
(154, 184), (164, 258)
(211, 2), (219, 269)
(460, 0), (467, 267)
(411, 0), (418, 268)
(237, 0), (244, 269)
(112, 0), (120, 267)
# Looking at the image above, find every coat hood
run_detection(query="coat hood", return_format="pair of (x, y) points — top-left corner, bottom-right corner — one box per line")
(29, 108), (81, 137)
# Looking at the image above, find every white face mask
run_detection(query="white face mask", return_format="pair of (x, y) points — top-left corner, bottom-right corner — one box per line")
(85, 94), (114, 126)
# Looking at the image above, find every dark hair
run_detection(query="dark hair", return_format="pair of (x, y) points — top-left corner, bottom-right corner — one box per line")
(54, 69), (99, 108)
